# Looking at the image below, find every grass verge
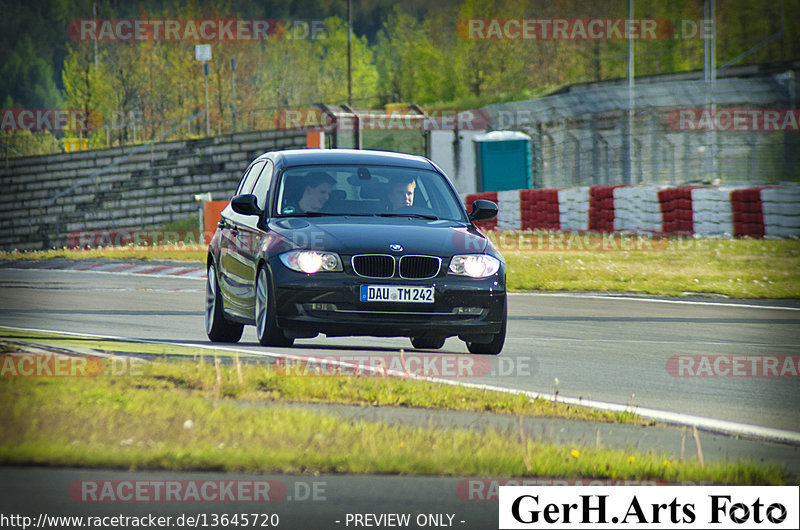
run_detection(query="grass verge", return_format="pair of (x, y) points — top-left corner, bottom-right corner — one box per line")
(500, 234), (800, 298)
(0, 356), (787, 484)
(1, 234), (798, 298)
(0, 326), (637, 423)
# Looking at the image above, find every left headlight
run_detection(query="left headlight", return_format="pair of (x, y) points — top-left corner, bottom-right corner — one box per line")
(280, 250), (343, 274)
(448, 254), (501, 278)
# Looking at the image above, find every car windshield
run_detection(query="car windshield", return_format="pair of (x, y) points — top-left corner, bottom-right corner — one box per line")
(274, 164), (467, 222)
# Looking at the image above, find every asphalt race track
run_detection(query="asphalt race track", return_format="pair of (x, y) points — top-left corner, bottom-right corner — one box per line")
(1, 267), (798, 432)
(1, 266), (799, 528)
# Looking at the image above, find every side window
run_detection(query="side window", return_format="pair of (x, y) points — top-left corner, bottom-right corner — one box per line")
(235, 159), (267, 195)
(251, 160), (274, 211)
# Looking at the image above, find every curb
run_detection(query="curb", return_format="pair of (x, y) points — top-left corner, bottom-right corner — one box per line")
(0, 259), (206, 279)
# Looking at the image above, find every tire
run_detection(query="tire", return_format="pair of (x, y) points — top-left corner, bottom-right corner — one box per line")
(410, 336), (445, 350)
(465, 300), (506, 355)
(206, 263), (243, 343)
(255, 266), (294, 347)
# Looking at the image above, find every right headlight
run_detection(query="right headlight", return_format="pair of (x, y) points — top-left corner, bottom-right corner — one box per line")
(280, 250), (343, 274)
(448, 254), (500, 278)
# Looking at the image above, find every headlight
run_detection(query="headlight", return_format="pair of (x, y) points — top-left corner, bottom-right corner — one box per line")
(280, 250), (343, 274)
(448, 254), (500, 278)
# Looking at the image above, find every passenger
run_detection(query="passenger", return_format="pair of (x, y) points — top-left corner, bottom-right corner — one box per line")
(387, 176), (416, 210)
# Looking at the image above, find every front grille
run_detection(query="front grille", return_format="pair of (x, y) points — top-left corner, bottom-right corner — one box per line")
(352, 254), (394, 278)
(399, 256), (441, 279)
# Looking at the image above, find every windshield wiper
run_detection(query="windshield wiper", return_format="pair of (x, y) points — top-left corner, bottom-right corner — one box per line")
(280, 212), (351, 217)
(280, 212), (439, 220)
(378, 212), (439, 220)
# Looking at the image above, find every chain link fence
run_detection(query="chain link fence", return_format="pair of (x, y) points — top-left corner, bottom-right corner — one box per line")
(483, 73), (800, 189)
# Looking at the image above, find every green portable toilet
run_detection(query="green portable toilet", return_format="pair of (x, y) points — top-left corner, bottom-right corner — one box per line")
(473, 130), (531, 192)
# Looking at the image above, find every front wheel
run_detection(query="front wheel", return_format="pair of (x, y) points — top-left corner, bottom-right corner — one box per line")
(465, 300), (506, 355)
(206, 263), (243, 343)
(410, 336), (445, 350)
(255, 266), (293, 347)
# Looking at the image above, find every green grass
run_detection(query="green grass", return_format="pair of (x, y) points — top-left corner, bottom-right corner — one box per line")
(0, 327), (638, 423)
(1, 233), (798, 298)
(498, 233), (800, 298)
(0, 358), (787, 484)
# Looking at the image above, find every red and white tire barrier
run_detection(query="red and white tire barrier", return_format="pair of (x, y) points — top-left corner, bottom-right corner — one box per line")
(465, 184), (800, 238)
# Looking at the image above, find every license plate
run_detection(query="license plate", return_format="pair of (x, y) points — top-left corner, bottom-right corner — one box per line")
(360, 285), (434, 303)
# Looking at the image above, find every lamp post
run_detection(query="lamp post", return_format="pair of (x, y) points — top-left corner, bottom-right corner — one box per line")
(195, 45), (212, 136)
(230, 57), (237, 133)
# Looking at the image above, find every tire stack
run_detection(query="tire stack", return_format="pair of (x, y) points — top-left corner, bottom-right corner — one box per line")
(519, 188), (560, 231)
(692, 187), (737, 237)
(659, 186), (700, 235)
(588, 185), (624, 232)
(762, 187), (800, 238)
(614, 185), (663, 233)
(730, 188), (766, 238)
(558, 187), (590, 231)
(496, 190), (522, 230)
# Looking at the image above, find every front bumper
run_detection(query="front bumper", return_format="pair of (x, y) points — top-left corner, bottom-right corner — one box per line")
(270, 261), (506, 340)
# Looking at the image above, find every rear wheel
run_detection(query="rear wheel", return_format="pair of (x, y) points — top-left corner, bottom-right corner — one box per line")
(465, 300), (506, 355)
(205, 263), (243, 343)
(410, 336), (445, 350)
(255, 266), (294, 347)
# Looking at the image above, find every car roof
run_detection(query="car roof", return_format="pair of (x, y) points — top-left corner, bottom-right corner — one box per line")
(266, 149), (436, 170)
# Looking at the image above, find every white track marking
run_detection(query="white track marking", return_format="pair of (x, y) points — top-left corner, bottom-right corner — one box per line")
(510, 292), (800, 311)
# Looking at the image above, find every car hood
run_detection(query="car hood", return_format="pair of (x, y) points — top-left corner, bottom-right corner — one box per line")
(268, 217), (490, 256)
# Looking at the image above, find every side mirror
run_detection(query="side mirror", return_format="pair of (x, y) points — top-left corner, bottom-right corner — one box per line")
(469, 199), (498, 222)
(231, 194), (261, 216)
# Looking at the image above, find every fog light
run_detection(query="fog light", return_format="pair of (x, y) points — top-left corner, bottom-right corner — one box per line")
(305, 303), (336, 312)
(454, 306), (483, 315)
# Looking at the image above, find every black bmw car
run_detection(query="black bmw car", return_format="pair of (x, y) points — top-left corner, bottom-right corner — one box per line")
(205, 149), (506, 354)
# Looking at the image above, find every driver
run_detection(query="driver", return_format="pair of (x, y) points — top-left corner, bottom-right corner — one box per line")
(387, 176), (416, 210)
(284, 171), (335, 213)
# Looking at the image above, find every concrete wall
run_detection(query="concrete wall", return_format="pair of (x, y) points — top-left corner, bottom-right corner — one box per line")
(0, 130), (307, 250)
(430, 129), (485, 195)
